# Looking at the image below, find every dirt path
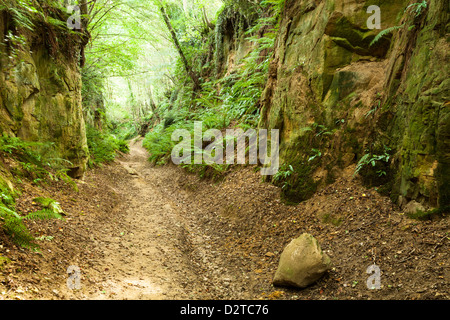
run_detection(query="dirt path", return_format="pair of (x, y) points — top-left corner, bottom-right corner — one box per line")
(60, 139), (206, 300)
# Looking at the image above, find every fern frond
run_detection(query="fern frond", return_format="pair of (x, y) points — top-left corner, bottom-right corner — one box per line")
(24, 209), (63, 221)
(0, 205), (22, 220)
(354, 153), (371, 176)
(2, 216), (37, 249)
(1, 198), (63, 248)
(8, 7), (35, 31)
(370, 24), (404, 47)
(32, 197), (65, 217)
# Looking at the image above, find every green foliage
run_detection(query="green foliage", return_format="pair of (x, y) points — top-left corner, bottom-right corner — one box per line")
(1, 0), (84, 62)
(308, 148), (322, 162)
(0, 136), (77, 249)
(111, 120), (140, 141)
(143, 112), (231, 179)
(1, 0), (36, 31)
(0, 135), (80, 193)
(365, 100), (381, 118)
(370, 1), (428, 47)
(406, 206), (449, 221)
(300, 123), (334, 149)
(33, 197), (64, 215)
(0, 135), (52, 165)
(50, 170), (79, 192)
(277, 161), (318, 204)
(0, 135), (72, 249)
(405, 0), (428, 18)
(143, 123), (181, 165)
(369, 25), (404, 47)
(354, 146), (391, 177)
(191, 0), (283, 128)
(272, 164), (294, 190)
(139, 0), (286, 181)
(0, 135), (74, 183)
(86, 126), (130, 167)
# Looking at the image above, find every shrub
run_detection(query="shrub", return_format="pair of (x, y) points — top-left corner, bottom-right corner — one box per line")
(86, 126), (129, 167)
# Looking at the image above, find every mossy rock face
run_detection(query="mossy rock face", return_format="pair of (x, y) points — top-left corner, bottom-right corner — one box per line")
(436, 106), (450, 207)
(384, 0), (450, 208)
(260, 0), (447, 207)
(0, 164), (17, 207)
(0, 26), (88, 177)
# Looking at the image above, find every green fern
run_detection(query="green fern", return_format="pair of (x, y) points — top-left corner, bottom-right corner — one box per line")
(7, 6), (35, 31)
(0, 205), (22, 220)
(370, 24), (404, 47)
(405, 0), (428, 18)
(2, 215), (37, 249)
(0, 197), (64, 249)
(370, 1), (427, 48)
(32, 197), (65, 217)
(353, 146), (391, 177)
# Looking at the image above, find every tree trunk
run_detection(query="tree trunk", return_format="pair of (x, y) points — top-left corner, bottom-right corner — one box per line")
(202, 7), (214, 31)
(159, 5), (201, 91)
(78, 0), (91, 68)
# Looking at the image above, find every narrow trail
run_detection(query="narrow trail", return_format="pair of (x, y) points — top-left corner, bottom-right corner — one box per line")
(57, 139), (206, 300)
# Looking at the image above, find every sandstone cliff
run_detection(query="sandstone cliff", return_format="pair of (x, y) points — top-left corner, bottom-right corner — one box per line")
(0, 4), (88, 178)
(259, 0), (449, 209)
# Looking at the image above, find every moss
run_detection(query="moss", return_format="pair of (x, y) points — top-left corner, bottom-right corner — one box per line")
(321, 212), (343, 227)
(342, 127), (361, 156)
(376, 179), (394, 197)
(436, 104), (450, 207)
(0, 255), (11, 271)
(280, 161), (319, 204)
(324, 13), (391, 57)
(0, 175), (16, 208)
(214, 5), (252, 78)
(406, 206), (450, 221)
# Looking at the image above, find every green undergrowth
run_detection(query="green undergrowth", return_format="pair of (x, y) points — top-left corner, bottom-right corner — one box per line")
(406, 206), (450, 221)
(143, 113), (231, 180)
(0, 0), (85, 61)
(0, 198), (64, 250)
(0, 134), (78, 188)
(143, 0), (284, 180)
(86, 125), (130, 167)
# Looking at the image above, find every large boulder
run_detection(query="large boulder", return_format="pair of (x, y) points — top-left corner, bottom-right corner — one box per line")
(273, 233), (332, 288)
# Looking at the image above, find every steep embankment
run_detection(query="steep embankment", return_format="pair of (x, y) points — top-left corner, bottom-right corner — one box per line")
(259, 0), (449, 210)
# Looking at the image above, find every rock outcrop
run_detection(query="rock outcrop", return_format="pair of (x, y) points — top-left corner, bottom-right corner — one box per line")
(0, 5), (89, 178)
(259, 0), (449, 209)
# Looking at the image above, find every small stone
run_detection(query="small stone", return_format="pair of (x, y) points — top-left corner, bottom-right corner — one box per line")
(124, 166), (139, 176)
